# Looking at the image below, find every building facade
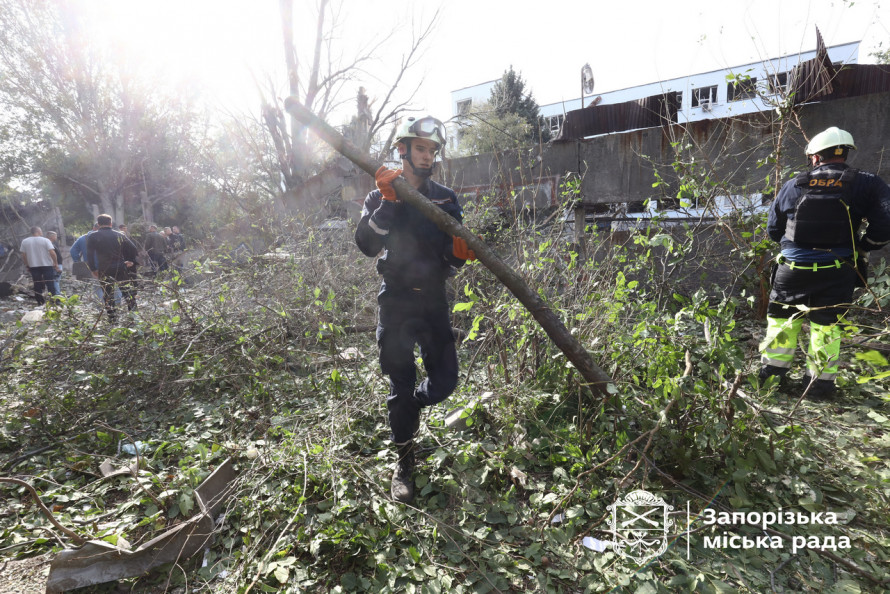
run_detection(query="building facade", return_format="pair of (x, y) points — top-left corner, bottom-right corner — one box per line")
(450, 41), (860, 141)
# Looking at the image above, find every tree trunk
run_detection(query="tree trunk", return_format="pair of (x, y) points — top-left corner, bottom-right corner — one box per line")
(141, 191), (154, 224)
(573, 203), (588, 263)
(114, 195), (125, 227)
(284, 97), (615, 397)
(97, 181), (114, 218)
(278, 0), (301, 185)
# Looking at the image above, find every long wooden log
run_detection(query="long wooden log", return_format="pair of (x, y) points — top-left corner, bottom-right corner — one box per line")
(283, 97), (615, 396)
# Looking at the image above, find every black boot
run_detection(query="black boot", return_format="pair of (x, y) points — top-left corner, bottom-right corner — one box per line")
(391, 441), (415, 503)
(800, 375), (837, 401)
(758, 365), (790, 391)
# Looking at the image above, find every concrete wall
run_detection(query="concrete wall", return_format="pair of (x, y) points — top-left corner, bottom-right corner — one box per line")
(443, 91), (890, 209)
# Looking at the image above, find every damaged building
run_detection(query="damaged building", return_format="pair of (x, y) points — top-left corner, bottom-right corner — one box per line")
(443, 31), (890, 231)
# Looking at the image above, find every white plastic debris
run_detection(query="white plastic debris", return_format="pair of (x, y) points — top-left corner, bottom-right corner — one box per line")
(509, 467), (528, 488)
(120, 441), (148, 455)
(582, 537), (609, 552)
(21, 309), (45, 323)
(551, 513), (565, 525)
(338, 347), (364, 360)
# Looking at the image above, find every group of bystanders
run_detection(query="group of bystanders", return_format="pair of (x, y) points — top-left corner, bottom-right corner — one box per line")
(19, 216), (187, 323)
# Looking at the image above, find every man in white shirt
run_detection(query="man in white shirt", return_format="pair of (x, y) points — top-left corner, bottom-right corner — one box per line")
(20, 226), (60, 305)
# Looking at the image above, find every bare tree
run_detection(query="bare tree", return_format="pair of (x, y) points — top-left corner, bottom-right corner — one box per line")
(260, 0), (440, 191)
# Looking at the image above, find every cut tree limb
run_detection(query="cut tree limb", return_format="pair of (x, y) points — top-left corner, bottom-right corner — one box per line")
(283, 97), (614, 396)
(0, 477), (86, 545)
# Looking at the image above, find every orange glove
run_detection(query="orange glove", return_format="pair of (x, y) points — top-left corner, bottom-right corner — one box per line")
(375, 166), (402, 202)
(453, 236), (477, 261)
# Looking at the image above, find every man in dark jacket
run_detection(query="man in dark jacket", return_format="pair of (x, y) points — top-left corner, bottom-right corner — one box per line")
(356, 115), (476, 503)
(760, 127), (890, 399)
(169, 226), (185, 252)
(86, 214), (140, 322)
(144, 225), (169, 274)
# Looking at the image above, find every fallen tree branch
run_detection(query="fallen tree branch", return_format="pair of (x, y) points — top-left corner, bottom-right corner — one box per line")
(0, 477), (86, 545)
(283, 97), (614, 396)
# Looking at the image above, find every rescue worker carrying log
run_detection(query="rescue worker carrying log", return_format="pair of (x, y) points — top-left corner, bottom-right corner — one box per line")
(355, 115), (476, 503)
(759, 126), (890, 400)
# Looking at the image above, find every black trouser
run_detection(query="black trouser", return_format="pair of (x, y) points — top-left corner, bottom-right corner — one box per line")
(28, 266), (58, 305)
(767, 260), (857, 325)
(99, 265), (137, 321)
(149, 252), (168, 273)
(377, 285), (458, 444)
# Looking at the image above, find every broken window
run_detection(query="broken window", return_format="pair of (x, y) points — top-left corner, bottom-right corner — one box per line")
(657, 197), (680, 210)
(543, 114), (565, 134)
(588, 203), (610, 215)
(626, 201), (646, 214)
(457, 99), (472, 115)
(691, 85), (718, 108)
(727, 77), (758, 101)
(768, 72), (789, 94)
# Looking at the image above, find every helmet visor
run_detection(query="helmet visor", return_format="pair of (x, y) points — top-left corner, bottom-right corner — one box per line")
(408, 117), (446, 143)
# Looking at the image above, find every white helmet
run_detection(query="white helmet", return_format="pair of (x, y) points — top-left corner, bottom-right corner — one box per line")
(805, 127), (856, 156)
(395, 115), (446, 148)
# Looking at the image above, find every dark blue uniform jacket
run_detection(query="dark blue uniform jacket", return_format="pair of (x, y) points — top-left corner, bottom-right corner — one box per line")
(355, 178), (465, 292)
(768, 163), (890, 262)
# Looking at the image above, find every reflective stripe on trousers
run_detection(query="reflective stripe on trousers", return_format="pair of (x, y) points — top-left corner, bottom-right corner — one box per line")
(760, 316), (842, 380)
(808, 322), (842, 381)
(760, 316), (803, 368)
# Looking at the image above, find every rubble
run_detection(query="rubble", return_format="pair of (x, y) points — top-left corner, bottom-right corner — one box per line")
(46, 458), (237, 593)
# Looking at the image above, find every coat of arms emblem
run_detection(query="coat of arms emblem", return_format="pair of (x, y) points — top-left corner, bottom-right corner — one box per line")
(607, 490), (674, 563)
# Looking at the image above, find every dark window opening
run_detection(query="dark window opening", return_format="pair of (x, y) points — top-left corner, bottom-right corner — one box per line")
(657, 197), (680, 210)
(626, 201), (646, 213)
(727, 77), (758, 101)
(768, 72), (789, 94)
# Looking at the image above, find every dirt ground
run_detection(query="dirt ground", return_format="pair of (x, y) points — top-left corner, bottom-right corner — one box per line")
(0, 553), (51, 594)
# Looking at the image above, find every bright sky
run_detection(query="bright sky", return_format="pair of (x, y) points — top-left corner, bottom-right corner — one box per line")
(84, 0), (888, 124)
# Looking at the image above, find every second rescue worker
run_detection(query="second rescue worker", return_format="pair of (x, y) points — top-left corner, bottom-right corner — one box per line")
(759, 127), (890, 399)
(355, 115), (476, 503)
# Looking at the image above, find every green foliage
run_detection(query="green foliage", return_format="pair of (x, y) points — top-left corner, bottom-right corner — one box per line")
(870, 42), (890, 65)
(1, 185), (889, 593)
(456, 67), (548, 156)
(455, 102), (533, 157)
(489, 66), (548, 143)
